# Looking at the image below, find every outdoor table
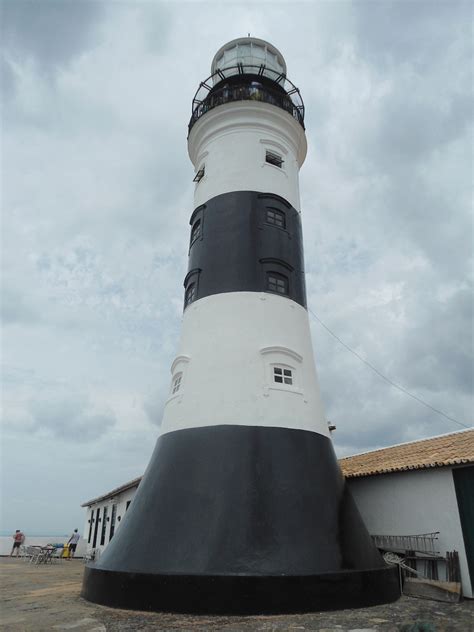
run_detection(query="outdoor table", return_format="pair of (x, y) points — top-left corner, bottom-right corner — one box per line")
(36, 546), (55, 564)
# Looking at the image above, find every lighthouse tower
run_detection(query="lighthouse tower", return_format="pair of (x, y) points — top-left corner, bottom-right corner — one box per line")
(82, 38), (399, 613)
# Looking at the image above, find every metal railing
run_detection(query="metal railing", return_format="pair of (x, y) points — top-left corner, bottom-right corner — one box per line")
(189, 64), (305, 133)
(372, 532), (440, 557)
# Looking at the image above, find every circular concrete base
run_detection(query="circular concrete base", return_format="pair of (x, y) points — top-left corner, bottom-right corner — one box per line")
(82, 566), (400, 614)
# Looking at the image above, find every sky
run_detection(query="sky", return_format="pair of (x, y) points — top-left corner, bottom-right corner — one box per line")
(1, 0), (472, 535)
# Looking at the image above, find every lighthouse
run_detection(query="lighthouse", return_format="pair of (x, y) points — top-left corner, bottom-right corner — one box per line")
(82, 37), (399, 613)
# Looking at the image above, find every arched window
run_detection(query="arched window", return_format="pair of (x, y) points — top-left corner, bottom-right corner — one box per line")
(171, 372), (182, 394)
(184, 283), (196, 308)
(190, 219), (201, 246)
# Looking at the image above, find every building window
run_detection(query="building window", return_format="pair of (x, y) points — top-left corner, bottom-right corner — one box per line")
(273, 366), (293, 385)
(193, 166), (205, 182)
(109, 504), (117, 541)
(87, 510), (94, 544)
(92, 507), (101, 548)
(266, 208), (286, 229)
(266, 150), (284, 168)
(184, 283), (196, 308)
(100, 506), (108, 546)
(190, 219), (201, 246)
(267, 272), (288, 296)
(171, 372), (182, 394)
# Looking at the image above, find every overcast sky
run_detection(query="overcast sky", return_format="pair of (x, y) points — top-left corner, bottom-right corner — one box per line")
(1, 0), (472, 535)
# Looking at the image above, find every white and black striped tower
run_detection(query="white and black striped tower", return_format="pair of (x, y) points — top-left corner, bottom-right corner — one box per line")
(83, 38), (399, 613)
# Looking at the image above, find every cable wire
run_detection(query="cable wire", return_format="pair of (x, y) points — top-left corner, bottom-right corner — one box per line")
(308, 307), (471, 430)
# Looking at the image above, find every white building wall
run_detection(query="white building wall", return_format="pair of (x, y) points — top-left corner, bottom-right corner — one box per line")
(347, 467), (473, 598)
(83, 486), (138, 556)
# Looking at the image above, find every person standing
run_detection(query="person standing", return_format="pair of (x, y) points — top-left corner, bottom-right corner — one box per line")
(67, 529), (80, 558)
(10, 530), (25, 557)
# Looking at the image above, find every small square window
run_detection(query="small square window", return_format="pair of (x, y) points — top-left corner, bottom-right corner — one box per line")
(273, 366), (293, 385)
(267, 273), (288, 296)
(266, 208), (286, 229)
(265, 151), (284, 168)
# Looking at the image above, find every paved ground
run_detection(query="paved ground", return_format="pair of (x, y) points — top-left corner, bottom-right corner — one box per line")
(0, 558), (473, 631)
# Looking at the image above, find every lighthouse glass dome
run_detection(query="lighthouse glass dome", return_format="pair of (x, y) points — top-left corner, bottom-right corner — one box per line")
(211, 37), (287, 83)
(189, 37), (305, 132)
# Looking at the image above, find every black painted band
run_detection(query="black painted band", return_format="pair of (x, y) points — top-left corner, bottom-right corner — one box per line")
(184, 191), (307, 309)
(83, 565), (399, 614)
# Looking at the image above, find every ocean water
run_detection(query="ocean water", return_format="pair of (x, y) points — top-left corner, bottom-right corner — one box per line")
(0, 535), (86, 557)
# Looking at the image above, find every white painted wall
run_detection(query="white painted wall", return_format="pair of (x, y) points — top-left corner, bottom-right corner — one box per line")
(83, 485), (138, 555)
(188, 102), (307, 210)
(160, 291), (329, 438)
(347, 467), (473, 598)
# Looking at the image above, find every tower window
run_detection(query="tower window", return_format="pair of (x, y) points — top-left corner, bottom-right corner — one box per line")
(184, 283), (196, 308)
(273, 366), (293, 385)
(190, 219), (201, 246)
(266, 208), (286, 229)
(267, 272), (288, 296)
(193, 166), (205, 182)
(265, 151), (284, 168)
(171, 373), (182, 394)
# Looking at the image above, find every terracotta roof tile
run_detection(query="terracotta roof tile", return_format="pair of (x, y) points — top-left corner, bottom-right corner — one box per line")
(339, 429), (474, 478)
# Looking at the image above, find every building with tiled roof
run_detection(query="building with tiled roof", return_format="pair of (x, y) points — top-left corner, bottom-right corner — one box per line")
(340, 428), (474, 478)
(343, 429), (473, 599)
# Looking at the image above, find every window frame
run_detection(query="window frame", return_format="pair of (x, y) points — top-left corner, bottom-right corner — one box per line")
(171, 372), (183, 395)
(266, 271), (289, 296)
(184, 283), (196, 308)
(190, 218), (201, 247)
(193, 165), (205, 183)
(273, 366), (294, 385)
(265, 207), (286, 230)
(183, 268), (201, 311)
(265, 150), (284, 169)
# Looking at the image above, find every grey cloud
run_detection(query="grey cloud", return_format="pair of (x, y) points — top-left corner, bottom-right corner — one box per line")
(354, 0), (470, 66)
(1, 288), (41, 325)
(2, 0), (105, 69)
(143, 395), (164, 427)
(365, 93), (472, 170)
(28, 394), (116, 442)
(397, 285), (473, 394)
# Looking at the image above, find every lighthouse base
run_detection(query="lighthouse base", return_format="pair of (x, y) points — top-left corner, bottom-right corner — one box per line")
(82, 566), (399, 614)
(82, 425), (400, 613)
